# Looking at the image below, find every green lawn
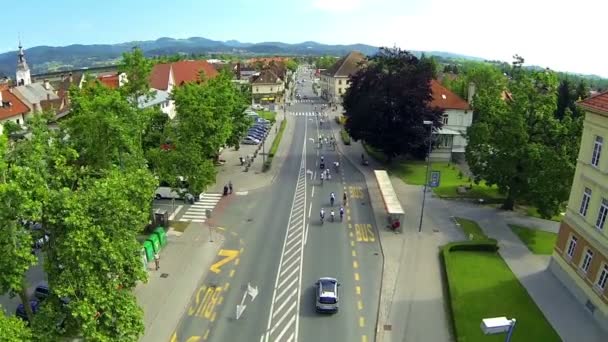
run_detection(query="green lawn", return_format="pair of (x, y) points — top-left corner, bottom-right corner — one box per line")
(445, 249), (561, 342)
(454, 217), (487, 240)
(509, 224), (558, 255)
(257, 110), (277, 123)
(522, 206), (564, 222)
(391, 161), (503, 199)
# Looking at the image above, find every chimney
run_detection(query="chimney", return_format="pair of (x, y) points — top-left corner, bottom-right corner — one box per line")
(467, 82), (476, 105)
(43, 79), (50, 90)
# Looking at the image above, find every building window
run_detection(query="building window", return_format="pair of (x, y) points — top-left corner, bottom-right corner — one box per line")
(597, 265), (608, 290)
(580, 249), (594, 273)
(591, 136), (603, 167)
(595, 198), (608, 230)
(270, 87), (273, 92)
(338, 88), (342, 94)
(338, 79), (342, 85)
(442, 115), (449, 125)
(437, 135), (453, 148)
(580, 187), (592, 216)
(16, 119), (21, 125)
(566, 235), (577, 259)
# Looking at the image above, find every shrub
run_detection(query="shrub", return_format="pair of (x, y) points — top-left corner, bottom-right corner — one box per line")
(340, 129), (351, 145)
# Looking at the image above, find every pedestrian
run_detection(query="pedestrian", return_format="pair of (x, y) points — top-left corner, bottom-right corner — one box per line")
(229, 181), (233, 194)
(154, 252), (160, 270)
(239, 156), (244, 166)
(223, 184), (229, 196)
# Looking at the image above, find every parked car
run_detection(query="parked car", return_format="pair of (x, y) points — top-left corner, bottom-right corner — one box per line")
(251, 104), (264, 110)
(16, 300), (40, 322)
(242, 137), (259, 145)
(249, 126), (268, 135)
(253, 123), (269, 130)
(154, 178), (190, 200)
(34, 282), (50, 301)
(247, 132), (265, 141)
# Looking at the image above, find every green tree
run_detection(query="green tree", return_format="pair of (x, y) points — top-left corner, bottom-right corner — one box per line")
(315, 56), (338, 69)
(285, 59), (298, 72)
(63, 82), (148, 171)
(466, 59), (580, 216)
(343, 47), (444, 162)
(119, 47), (153, 104)
(1, 121), (22, 137)
(0, 308), (32, 341)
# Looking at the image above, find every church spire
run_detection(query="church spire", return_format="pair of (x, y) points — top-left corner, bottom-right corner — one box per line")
(16, 40), (31, 86)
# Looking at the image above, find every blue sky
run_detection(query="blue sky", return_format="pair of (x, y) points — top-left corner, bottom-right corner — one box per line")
(4, 0), (608, 77)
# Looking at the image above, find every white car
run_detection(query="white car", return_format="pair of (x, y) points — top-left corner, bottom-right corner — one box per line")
(242, 137), (260, 145)
(251, 104), (264, 110)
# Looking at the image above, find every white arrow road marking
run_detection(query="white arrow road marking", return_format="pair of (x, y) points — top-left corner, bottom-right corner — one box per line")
(236, 290), (248, 320)
(248, 283), (259, 301)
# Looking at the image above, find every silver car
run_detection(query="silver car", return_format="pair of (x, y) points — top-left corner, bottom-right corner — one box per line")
(315, 277), (340, 313)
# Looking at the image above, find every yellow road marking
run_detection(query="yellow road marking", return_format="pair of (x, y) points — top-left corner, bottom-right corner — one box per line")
(210, 311), (217, 322)
(347, 208), (351, 215)
(352, 250), (357, 257)
(216, 227), (226, 231)
(348, 215), (351, 221)
(356, 286), (361, 295)
(349, 231), (354, 238)
(351, 241), (355, 247)
(240, 247), (244, 253)
(229, 269), (235, 278)
(170, 331), (178, 342)
(188, 286), (208, 316)
(203, 329), (210, 340)
(359, 316), (365, 327)
(218, 296), (224, 305)
(230, 231), (238, 236)
(210, 250), (239, 274)
(354, 273), (360, 281)
(224, 282), (230, 291)
(353, 261), (359, 269)
(362, 335), (368, 342)
(358, 300), (363, 310)
(186, 336), (201, 342)
(355, 224), (376, 242)
(235, 258), (240, 266)
(349, 186), (363, 199)
(348, 223), (353, 229)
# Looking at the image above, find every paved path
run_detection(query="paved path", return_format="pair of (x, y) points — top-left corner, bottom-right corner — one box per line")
(325, 105), (606, 342)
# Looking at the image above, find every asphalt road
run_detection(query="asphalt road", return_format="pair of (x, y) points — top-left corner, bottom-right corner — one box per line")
(173, 66), (382, 342)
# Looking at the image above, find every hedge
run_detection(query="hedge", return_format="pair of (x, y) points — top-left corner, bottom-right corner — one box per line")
(264, 119), (287, 172)
(340, 129), (351, 145)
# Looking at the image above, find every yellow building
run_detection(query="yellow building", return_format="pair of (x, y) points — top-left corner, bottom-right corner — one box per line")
(550, 90), (608, 333)
(319, 51), (365, 104)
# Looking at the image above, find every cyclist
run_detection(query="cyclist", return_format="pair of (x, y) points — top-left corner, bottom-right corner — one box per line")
(330, 192), (335, 206)
(320, 208), (325, 224)
(330, 210), (335, 222)
(320, 172), (324, 185)
(340, 206), (344, 221)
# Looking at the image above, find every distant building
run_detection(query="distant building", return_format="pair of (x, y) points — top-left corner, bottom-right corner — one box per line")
(12, 81), (61, 113)
(0, 86), (30, 134)
(428, 80), (473, 162)
(15, 42), (31, 86)
(138, 89), (175, 119)
(97, 72), (127, 89)
(150, 60), (219, 91)
(251, 69), (284, 104)
(550, 90), (608, 333)
(319, 51), (365, 103)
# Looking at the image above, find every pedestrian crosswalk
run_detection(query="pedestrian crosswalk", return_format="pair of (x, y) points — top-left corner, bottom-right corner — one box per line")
(289, 112), (319, 117)
(179, 192), (222, 223)
(294, 99), (317, 103)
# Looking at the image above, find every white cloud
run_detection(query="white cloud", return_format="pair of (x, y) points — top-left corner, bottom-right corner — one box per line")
(311, 0), (365, 12)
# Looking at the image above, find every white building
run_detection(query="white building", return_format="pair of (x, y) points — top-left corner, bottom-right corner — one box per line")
(429, 80), (473, 162)
(15, 43), (31, 86)
(138, 89), (175, 119)
(319, 51), (365, 104)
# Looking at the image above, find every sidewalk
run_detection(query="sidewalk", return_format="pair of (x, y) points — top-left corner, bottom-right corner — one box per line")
(209, 111), (294, 193)
(135, 224), (225, 342)
(326, 106), (606, 341)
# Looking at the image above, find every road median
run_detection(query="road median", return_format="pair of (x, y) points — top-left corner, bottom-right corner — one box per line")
(263, 119), (287, 172)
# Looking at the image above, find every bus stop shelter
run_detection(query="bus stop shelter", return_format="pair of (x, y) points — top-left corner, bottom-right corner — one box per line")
(374, 170), (405, 231)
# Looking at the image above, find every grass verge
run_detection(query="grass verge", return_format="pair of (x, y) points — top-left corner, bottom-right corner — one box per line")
(340, 129), (351, 145)
(443, 240), (561, 342)
(454, 217), (487, 240)
(508, 224), (558, 255)
(264, 119), (287, 172)
(257, 110), (277, 123)
(391, 161), (503, 200)
(520, 205), (564, 222)
(362, 143), (388, 163)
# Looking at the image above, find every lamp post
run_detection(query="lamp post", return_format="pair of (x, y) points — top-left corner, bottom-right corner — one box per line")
(480, 317), (517, 342)
(418, 120), (434, 233)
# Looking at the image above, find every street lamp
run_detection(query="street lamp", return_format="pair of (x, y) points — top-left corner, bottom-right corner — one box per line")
(481, 317), (517, 342)
(418, 120), (434, 233)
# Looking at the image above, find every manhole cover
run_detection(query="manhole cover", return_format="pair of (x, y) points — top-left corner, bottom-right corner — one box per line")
(160, 273), (169, 278)
(384, 325), (392, 331)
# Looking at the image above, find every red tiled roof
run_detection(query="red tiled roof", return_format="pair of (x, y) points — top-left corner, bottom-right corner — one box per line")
(578, 90), (608, 115)
(247, 57), (290, 65)
(0, 89), (30, 120)
(150, 63), (172, 90)
(98, 74), (120, 89)
(429, 80), (470, 110)
(150, 60), (219, 90)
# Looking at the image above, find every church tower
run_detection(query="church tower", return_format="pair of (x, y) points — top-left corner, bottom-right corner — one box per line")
(16, 42), (31, 86)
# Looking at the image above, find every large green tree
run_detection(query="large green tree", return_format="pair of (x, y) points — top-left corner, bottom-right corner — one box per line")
(0, 308), (32, 341)
(343, 47), (444, 162)
(119, 47), (153, 104)
(466, 58), (581, 216)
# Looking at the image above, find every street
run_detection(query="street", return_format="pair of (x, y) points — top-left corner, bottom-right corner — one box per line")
(172, 67), (383, 342)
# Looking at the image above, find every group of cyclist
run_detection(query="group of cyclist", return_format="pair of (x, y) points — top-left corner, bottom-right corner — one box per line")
(319, 191), (347, 224)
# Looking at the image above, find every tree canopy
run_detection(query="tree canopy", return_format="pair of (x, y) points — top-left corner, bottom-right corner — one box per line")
(466, 57), (582, 217)
(342, 47), (444, 162)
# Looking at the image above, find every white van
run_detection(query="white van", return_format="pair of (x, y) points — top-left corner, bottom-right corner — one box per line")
(154, 179), (189, 200)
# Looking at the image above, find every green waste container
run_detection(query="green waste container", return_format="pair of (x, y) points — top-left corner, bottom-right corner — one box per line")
(154, 227), (167, 247)
(143, 241), (154, 262)
(140, 247), (148, 270)
(147, 234), (160, 253)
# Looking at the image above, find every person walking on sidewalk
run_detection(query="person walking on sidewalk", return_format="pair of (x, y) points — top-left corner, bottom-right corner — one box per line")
(154, 253), (160, 270)
(229, 181), (233, 194)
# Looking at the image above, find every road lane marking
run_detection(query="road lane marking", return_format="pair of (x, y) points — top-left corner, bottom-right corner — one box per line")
(274, 314), (297, 340)
(351, 241), (355, 247)
(311, 186), (314, 198)
(210, 249), (239, 274)
(273, 293), (296, 318)
(355, 224), (376, 242)
(219, 296), (224, 305)
(359, 317), (365, 327)
(229, 269), (235, 278)
(235, 258), (240, 266)
(355, 273), (360, 281)
(349, 231), (354, 238)
(275, 286), (298, 303)
(348, 223), (353, 229)
(358, 300), (363, 310)
(224, 283), (230, 291)
(280, 257), (301, 277)
(353, 261), (359, 269)
(204, 329), (210, 340)
(271, 301), (297, 334)
(278, 266), (300, 289)
(352, 250), (357, 257)
(356, 286), (361, 295)
(362, 335), (368, 342)
(348, 215), (351, 221)
(210, 311), (216, 322)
